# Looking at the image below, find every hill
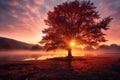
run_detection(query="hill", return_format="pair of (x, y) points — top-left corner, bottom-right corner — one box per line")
(0, 37), (33, 50)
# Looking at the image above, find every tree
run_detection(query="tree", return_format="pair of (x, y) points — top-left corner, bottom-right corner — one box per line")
(40, 0), (112, 61)
(31, 44), (42, 50)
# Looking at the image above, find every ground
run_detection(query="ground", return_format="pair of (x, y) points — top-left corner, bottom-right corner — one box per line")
(0, 56), (120, 80)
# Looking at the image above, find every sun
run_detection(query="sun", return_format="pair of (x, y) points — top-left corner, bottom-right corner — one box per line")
(70, 41), (75, 47)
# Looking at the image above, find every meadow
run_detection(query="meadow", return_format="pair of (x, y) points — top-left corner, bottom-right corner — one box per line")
(0, 51), (120, 80)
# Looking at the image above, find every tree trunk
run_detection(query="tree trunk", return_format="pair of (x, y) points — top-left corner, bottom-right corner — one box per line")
(67, 48), (72, 61)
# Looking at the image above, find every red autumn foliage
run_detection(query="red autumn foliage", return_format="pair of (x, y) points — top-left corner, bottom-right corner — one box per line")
(40, 0), (112, 57)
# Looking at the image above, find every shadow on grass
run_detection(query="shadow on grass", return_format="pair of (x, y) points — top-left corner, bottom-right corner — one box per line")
(111, 58), (120, 72)
(47, 57), (87, 61)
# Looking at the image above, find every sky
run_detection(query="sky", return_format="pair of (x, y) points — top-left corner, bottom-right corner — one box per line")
(0, 0), (120, 45)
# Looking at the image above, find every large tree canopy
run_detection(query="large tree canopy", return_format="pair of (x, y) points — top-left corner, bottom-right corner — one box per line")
(40, 0), (112, 51)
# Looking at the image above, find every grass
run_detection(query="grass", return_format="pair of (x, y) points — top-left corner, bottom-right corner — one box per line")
(0, 56), (120, 80)
(47, 56), (87, 61)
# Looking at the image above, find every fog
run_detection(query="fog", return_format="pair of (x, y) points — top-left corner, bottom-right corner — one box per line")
(0, 49), (120, 61)
(0, 50), (67, 61)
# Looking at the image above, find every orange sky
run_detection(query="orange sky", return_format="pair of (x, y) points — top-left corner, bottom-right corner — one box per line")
(0, 0), (120, 45)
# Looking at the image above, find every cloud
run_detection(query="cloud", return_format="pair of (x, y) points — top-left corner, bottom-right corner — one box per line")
(7, 0), (19, 6)
(0, 0), (120, 44)
(34, 0), (44, 5)
(96, 0), (120, 45)
(99, 0), (120, 19)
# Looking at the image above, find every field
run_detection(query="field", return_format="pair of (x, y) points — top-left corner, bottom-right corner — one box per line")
(0, 55), (120, 80)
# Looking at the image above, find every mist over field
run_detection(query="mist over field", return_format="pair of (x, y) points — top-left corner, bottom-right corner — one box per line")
(0, 49), (120, 61)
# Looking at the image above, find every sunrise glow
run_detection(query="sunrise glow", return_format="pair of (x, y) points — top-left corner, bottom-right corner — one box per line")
(0, 0), (119, 45)
(70, 41), (75, 47)
(76, 45), (86, 49)
(0, 0), (120, 80)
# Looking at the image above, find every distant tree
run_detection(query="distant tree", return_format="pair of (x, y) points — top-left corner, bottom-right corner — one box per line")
(40, 0), (112, 61)
(31, 44), (42, 50)
(110, 44), (118, 47)
(110, 44), (120, 50)
(98, 44), (109, 50)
